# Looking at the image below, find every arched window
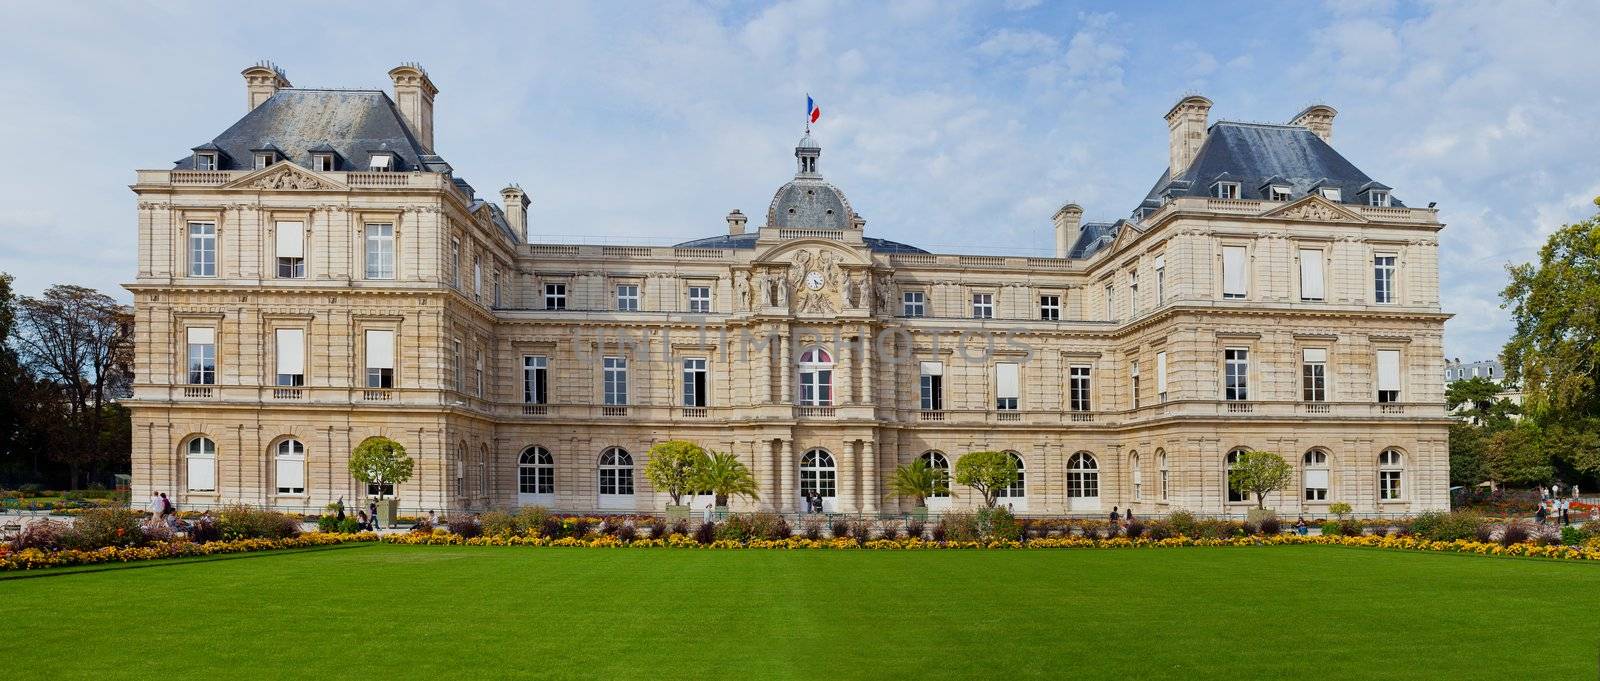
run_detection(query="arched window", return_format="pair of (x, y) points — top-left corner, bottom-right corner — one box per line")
(1303, 450), (1329, 501)
(186, 437), (216, 493)
(1379, 448), (1403, 500)
(1067, 452), (1098, 499)
(274, 438), (305, 495)
(478, 444), (489, 496)
(798, 348), (833, 406)
(800, 449), (837, 498)
(1157, 449), (1169, 501)
(599, 447), (634, 497)
(919, 451), (950, 498)
(519, 447), (554, 495)
(996, 451), (1026, 498)
(1226, 448), (1251, 503)
(1130, 451), (1142, 501)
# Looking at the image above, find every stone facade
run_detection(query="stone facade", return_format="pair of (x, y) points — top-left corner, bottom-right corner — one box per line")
(127, 64), (1451, 517)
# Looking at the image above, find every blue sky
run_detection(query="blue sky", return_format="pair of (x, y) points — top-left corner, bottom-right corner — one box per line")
(2, 0), (1597, 362)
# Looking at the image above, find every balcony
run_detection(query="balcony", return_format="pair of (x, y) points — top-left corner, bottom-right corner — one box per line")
(181, 386), (214, 399)
(270, 388), (304, 400)
(795, 406), (836, 418)
(521, 404), (549, 416)
(360, 390), (394, 402)
(680, 407), (708, 418)
(601, 406), (629, 417)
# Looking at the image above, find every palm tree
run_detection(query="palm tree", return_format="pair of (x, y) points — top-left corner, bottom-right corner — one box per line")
(888, 458), (949, 508)
(695, 451), (760, 508)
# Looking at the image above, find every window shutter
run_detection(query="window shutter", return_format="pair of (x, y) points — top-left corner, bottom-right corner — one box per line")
(1222, 246), (1247, 296)
(366, 330), (395, 370)
(275, 329), (304, 375)
(1305, 469), (1329, 488)
(919, 361), (943, 376)
(1299, 248), (1324, 299)
(275, 221), (305, 258)
(1303, 348), (1327, 363)
(187, 456), (215, 492)
(1377, 350), (1401, 392)
(187, 327), (214, 345)
(995, 362), (1019, 399)
(276, 457), (304, 490)
(1156, 351), (1168, 392)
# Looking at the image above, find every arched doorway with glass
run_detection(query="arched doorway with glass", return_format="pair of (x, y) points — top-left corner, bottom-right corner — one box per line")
(995, 451), (1028, 513)
(919, 450), (952, 512)
(1066, 451), (1100, 512)
(518, 446), (555, 507)
(799, 448), (838, 513)
(598, 447), (635, 510)
(797, 348), (833, 406)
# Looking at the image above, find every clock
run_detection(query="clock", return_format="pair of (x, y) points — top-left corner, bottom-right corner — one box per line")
(805, 271), (826, 290)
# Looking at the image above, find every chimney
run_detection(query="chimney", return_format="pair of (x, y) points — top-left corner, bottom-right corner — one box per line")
(1053, 203), (1084, 259)
(241, 62), (290, 111)
(388, 63), (439, 152)
(1165, 95), (1212, 176)
(500, 185), (530, 243)
(726, 209), (747, 236)
(1290, 104), (1337, 144)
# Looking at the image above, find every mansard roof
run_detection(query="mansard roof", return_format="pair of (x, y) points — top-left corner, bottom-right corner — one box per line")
(1067, 222), (1122, 260)
(1140, 121), (1403, 209)
(175, 89), (445, 173)
(672, 232), (928, 254)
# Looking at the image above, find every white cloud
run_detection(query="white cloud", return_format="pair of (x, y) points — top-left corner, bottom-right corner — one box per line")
(977, 28), (1059, 58)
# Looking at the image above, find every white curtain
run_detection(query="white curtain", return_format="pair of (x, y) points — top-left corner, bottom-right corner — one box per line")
(1222, 246), (1247, 296)
(187, 456), (216, 492)
(1303, 348), (1327, 363)
(275, 221), (305, 258)
(919, 361), (942, 376)
(1377, 350), (1401, 392)
(366, 330), (395, 370)
(995, 362), (1019, 399)
(1299, 248), (1324, 299)
(275, 329), (304, 375)
(1156, 351), (1168, 393)
(1305, 469), (1329, 489)
(186, 327), (214, 345)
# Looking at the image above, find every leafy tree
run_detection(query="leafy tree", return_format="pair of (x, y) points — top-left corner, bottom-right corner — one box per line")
(0, 273), (22, 477)
(887, 458), (948, 508)
(348, 437), (415, 496)
(1446, 376), (1521, 427)
(1534, 417), (1600, 481)
(1448, 421), (1489, 487)
(693, 451), (759, 507)
(1501, 198), (1600, 417)
(954, 451), (1017, 509)
(1226, 450), (1293, 509)
(1485, 423), (1555, 487)
(643, 440), (708, 506)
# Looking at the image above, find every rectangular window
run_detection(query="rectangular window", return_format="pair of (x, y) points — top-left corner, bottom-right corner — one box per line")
(902, 291), (925, 317)
(274, 221), (305, 279)
(275, 455), (304, 495)
(1213, 182), (1240, 199)
(616, 284), (639, 311)
(364, 224), (394, 279)
(523, 356), (548, 404)
(365, 330), (394, 388)
(1380, 471), (1402, 500)
(1320, 187), (1342, 201)
(544, 283), (567, 310)
(195, 154), (217, 171)
(688, 286), (711, 313)
(1296, 248), (1325, 302)
(1039, 295), (1060, 321)
(313, 154), (334, 172)
(473, 348), (484, 398)
(188, 222), (216, 277)
(1269, 186), (1293, 202)
(603, 356), (628, 405)
(1376, 349), (1401, 403)
(1156, 351), (1168, 402)
(1222, 245), (1247, 299)
(451, 339), (463, 392)
(682, 358), (708, 407)
(1153, 255), (1166, 302)
(369, 154), (392, 171)
(995, 362), (1019, 410)
(450, 239), (460, 288)
(186, 327), (216, 385)
(1129, 270), (1140, 314)
(1368, 190), (1390, 207)
(1305, 469), (1329, 501)
(1374, 253), (1397, 304)
(187, 449), (216, 492)
(473, 255), (483, 298)
(919, 361), (943, 410)
(493, 271), (501, 308)
(1069, 365), (1092, 412)
(1130, 362), (1141, 409)
(971, 293), (993, 319)
(254, 153), (273, 169)
(1224, 348), (1249, 401)
(274, 328), (304, 387)
(1302, 348), (1327, 402)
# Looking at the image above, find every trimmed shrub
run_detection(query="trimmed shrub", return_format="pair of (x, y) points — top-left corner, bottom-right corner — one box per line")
(480, 511), (516, 537)
(716, 515), (752, 542)
(905, 518), (926, 541)
(1166, 510), (1199, 538)
(64, 508), (148, 550)
(1409, 511), (1483, 542)
(317, 515), (340, 533)
(446, 515), (482, 539)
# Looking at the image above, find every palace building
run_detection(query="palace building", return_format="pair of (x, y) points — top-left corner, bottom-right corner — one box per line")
(127, 63), (1451, 516)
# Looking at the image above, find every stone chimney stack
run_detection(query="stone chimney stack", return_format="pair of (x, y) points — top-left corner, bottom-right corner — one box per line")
(388, 63), (439, 152)
(726, 209), (747, 236)
(1165, 95), (1212, 176)
(500, 185), (530, 243)
(242, 62), (290, 111)
(1053, 203), (1084, 259)
(1290, 104), (1338, 144)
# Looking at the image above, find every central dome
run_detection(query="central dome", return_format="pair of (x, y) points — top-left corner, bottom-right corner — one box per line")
(766, 134), (856, 230)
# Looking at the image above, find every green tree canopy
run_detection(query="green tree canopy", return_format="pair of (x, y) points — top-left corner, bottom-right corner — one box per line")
(887, 458), (949, 508)
(348, 437), (414, 495)
(1226, 450), (1293, 509)
(1448, 422), (1490, 487)
(1485, 423), (1556, 487)
(1446, 376), (1522, 428)
(643, 440), (708, 506)
(1502, 198), (1600, 417)
(954, 451), (1017, 509)
(693, 451), (759, 507)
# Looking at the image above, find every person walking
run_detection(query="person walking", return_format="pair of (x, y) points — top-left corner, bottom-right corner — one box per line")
(368, 500), (380, 530)
(1535, 503), (1548, 526)
(702, 503), (714, 524)
(1560, 499), (1571, 526)
(160, 493), (177, 530)
(146, 492), (164, 526)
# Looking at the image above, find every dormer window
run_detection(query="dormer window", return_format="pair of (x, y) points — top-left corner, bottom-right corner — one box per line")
(253, 152), (277, 169)
(313, 153), (335, 172)
(195, 153), (217, 171)
(1268, 185), (1292, 202)
(368, 153), (394, 171)
(1319, 187), (1342, 201)
(1367, 190), (1390, 207)
(1212, 182), (1240, 199)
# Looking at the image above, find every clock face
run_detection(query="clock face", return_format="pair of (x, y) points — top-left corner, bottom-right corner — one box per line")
(805, 271), (826, 290)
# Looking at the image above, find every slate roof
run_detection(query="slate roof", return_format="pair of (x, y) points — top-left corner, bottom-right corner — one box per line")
(1139, 121), (1403, 208)
(672, 232), (928, 254)
(1067, 222), (1121, 260)
(175, 89), (444, 173)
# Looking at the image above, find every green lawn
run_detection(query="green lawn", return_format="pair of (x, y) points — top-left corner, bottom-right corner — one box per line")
(4, 543), (1599, 679)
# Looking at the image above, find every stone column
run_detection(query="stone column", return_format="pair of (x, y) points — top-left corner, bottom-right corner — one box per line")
(767, 439), (782, 511)
(778, 330), (791, 404)
(861, 334), (875, 406)
(779, 439), (795, 512)
(862, 439), (880, 514)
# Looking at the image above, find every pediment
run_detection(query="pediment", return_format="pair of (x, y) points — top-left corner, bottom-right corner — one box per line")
(225, 163), (348, 191)
(1260, 195), (1367, 223)
(754, 239), (868, 267)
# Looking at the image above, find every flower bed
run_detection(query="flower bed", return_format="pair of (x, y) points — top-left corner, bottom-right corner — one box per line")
(381, 530), (1600, 561)
(0, 532), (378, 571)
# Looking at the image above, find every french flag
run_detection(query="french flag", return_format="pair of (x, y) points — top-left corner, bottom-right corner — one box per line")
(807, 94), (821, 124)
